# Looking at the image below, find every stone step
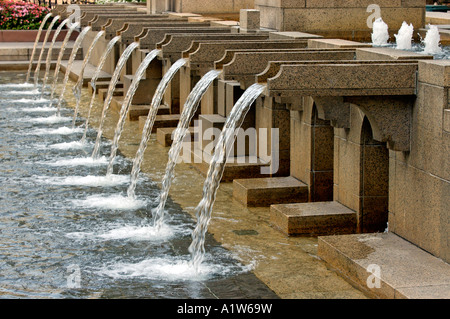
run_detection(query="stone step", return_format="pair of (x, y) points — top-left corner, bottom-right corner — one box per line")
(196, 113), (256, 157)
(156, 126), (196, 147)
(138, 114), (181, 133)
(0, 60), (57, 71)
(88, 80), (123, 95)
(129, 104), (171, 121)
(185, 142), (270, 182)
(270, 201), (356, 236)
(318, 233), (450, 299)
(97, 87), (124, 102)
(110, 97), (170, 120)
(60, 61), (110, 85)
(233, 176), (308, 207)
(0, 42), (82, 62)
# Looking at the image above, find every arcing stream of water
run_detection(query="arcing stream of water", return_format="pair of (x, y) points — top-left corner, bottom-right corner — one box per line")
(106, 49), (161, 177)
(0, 14), (277, 294)
(55, 26), (92, 116)
(25, 12), (53, 83)
(151, 69), (222, 230)
(188, 83), (266, 271)
(71, 30), (106, 128)
(41, 18), (70, 94)
(126, 58), (189, 200)
(91, 41), (140, 159)
(81, 35), (122, 144)
(33, 15), (61, 87)
(49, 22), (80, 101)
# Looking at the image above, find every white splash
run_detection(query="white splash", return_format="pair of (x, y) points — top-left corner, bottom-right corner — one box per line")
(25, 127), (84, 136)
(395, 21), (414, 50)
(8, 98), (55, 104)
(97, 256), (229, 281)
(71, 194), (147, 210)
(423, 24), (443, 55)
(66, 223), (178, 242)
(3, 89), (41, 96)
(0, 83), (34, 89)
(371, 18), (390, 46)
(21, 115), (72, 124)
(19, 106), (56, 113)
(48, 141), (89, 150)
(43, 156), (108, 167)
(36, 174), (130, 187)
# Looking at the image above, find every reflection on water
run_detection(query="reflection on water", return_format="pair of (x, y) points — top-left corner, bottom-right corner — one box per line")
(0, 71), (278, 299)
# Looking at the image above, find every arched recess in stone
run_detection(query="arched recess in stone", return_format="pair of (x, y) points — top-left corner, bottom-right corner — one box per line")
(309, 103), (335, 202)
(358, 116), (389, 233)
(346, 96), (414, 152)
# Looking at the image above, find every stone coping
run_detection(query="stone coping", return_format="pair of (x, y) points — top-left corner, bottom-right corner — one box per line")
(318, 233), (450, 299)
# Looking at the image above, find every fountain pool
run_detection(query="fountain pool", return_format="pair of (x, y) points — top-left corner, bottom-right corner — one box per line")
(0, 71), (278, 299)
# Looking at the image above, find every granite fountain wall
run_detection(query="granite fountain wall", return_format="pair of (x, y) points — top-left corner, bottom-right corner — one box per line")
(50, 3), (449, 298)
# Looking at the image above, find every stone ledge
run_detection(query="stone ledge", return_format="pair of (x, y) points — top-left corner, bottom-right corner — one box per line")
(356, 47), (434, 61)
(60, 61), (111, 86)
(308, 39), (372, 49)
(89, 80), (122, 95)
(156, 126), (196, 147)
(185, 142), (270, 182)
(233, 176), (308, 207)
(318, 233), (450, 299)
(270, 201), (356, 236)
(138, 114), (181, 133)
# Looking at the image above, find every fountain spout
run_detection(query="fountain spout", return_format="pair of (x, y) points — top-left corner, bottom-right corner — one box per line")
(26, 13), (53, 84)
(81, 35), (122, 145)
(33, 15), (61, 87)
(371, 18), (390, 46)
(106, 49), (161, 176)
(91, 41), (139, 159)
(395, 21), (414, 50)
(188, 83), (266, 271)
(423, 24), (443, 55)
(72, 30), (106, 128)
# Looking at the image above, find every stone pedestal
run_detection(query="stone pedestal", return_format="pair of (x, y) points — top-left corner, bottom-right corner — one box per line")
(270, 201), (357, 236)
(233, 176), (308, 207)
(240, 9), (260, 33)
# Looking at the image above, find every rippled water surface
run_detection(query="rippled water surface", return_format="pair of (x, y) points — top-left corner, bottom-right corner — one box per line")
(0, 71), (277, 299)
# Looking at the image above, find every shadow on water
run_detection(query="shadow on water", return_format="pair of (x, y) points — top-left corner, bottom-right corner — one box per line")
(0, 71), (279, 299)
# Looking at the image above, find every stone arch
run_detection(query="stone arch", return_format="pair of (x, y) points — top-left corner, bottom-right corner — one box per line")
(346, 96), (413, 152)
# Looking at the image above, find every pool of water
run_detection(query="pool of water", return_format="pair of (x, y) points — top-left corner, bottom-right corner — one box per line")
(0, 71), (278, 299)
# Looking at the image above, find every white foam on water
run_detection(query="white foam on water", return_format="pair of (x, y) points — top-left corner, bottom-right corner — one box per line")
(47, 140), (89, 150)
(395, 21), (414, 50)
(20, 106), (56, 112)
(66, 222), (178, 242)
(98, 224), (175, 241)
(0, 83), (34, 89)
(36, 174), (130, 187)
(9, 98), (55, 104)
(42, 156), (108, 167)
(25, 127), (84, 136)
(97, 256), (230, 281)
(21, 115), (72, 124)
(71, 194), (147, 210)
(423, 24), (443, 55)
(4, 89), (41, 96)
(371, 18), (390, 46)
